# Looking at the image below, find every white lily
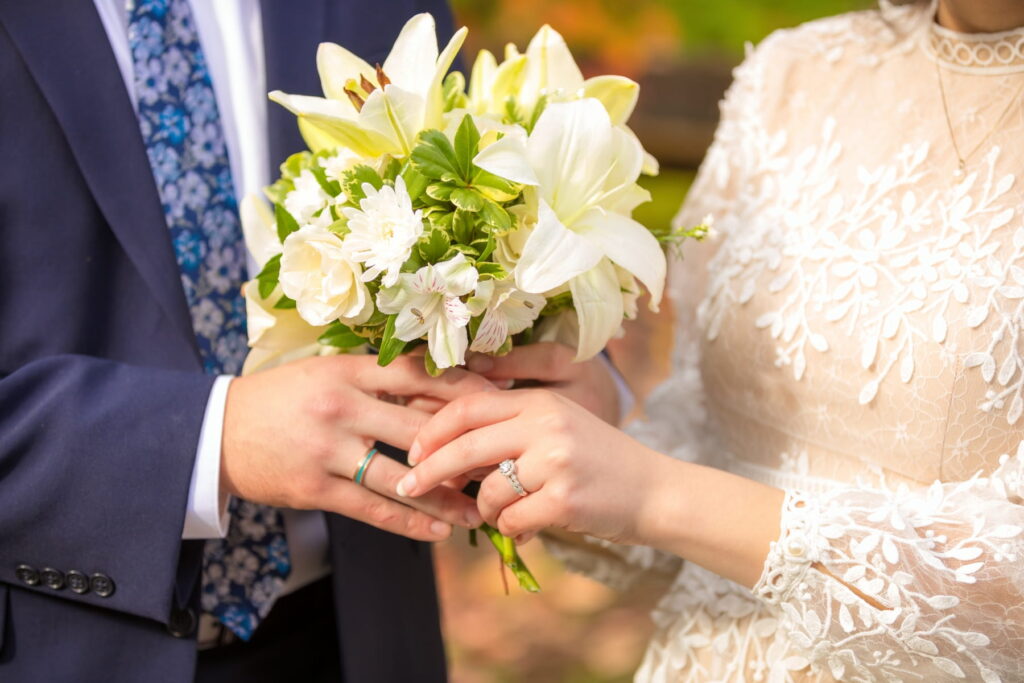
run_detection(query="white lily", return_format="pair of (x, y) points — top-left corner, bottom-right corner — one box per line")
(341, 176), (424, 287)
(473, 98), (665, 360)
(467, 47), (527, 118)
(377, 253), (479, 368)
(241, 281), (325, 375)
(240, 194), (280, 269)
(269, 14), (467, 157)
(467, 279), (546, 353)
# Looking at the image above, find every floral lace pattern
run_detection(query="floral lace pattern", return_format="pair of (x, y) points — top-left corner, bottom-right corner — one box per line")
(547, 3), (1024, 681)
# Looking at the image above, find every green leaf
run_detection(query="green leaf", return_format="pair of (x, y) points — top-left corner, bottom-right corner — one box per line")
(472, 169), (521, 203)
(450, 188), (485, 213)
(376, 315), (408, 366)
(453, 114), (481, 181)
(425, 183), (455, 202)
(401, 164), (429, 202)
(479, 199), (512, 233)
(309, 164), (342, 197)
(424, 351), (444, 377)
(452, 209), (476, 245)
(526, 94), (548, 133)
(411, 130), (461, 182)
(264, 178), (294, 206)
(256, 253), (282, 299)
(275, 203), (300, 242)
(280, 151), (313, 180)
(273, 295), (297, 310)
(381, 156), (403, 183)
(418, 228), (451, 263)
(342, 164), (384, 203)
(476, 262), (507, 279)
(318, 322), (366, 349)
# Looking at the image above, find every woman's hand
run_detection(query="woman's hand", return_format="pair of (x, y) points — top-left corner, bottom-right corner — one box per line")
(397, 389), (670, 545)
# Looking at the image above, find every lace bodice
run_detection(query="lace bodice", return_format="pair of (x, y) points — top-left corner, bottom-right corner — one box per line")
(546, 2), (1024, 680)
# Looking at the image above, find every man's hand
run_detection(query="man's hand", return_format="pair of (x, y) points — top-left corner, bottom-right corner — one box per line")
(221, 354), (491, 541)
(462, 342), (623, 426)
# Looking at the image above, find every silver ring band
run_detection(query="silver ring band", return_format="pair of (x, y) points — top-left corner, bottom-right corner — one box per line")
(499, 459), (527, 497)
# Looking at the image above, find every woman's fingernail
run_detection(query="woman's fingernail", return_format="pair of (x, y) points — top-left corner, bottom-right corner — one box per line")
(468, 355), (494, 373)
(431, 521), (451, 537)
(408, 441), (422, 464)
(464, 508), (483, 528)
(497, 379), (515, 390)
(397, 473), (416, 497)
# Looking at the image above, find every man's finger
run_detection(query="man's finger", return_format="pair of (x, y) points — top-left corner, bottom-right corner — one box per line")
(466, 343), (577, 382)
(324, 478), (452, 541)
(346, 396), (432, 452)
(357, 453), (483, 529)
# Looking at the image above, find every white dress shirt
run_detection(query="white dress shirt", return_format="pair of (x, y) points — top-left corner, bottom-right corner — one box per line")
(92, 0), (331, 600)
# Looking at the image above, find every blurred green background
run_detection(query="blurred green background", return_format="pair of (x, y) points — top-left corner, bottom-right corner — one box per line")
(437, 2), (870, 682)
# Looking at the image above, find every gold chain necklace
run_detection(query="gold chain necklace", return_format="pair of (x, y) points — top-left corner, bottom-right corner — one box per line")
(935, 60), (1024, 178)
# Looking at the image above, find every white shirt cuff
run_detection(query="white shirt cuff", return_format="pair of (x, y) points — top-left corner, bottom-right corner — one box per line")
(182, 375), (234, 539)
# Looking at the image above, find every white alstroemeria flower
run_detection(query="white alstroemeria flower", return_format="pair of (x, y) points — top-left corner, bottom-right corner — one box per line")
(269, 14), (467, 158)
(377, 253), (479, 368)
(473, 98), (665, 360)
(280, 225), (373, 327)
(241, 281), (325, 375)
(284, 170), (330, 225)
(467, 279), (546, 353)
(341, 176), (424, 287)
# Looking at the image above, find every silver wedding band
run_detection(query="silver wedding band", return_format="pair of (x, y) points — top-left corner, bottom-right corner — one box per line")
(499, 459), (527, 497)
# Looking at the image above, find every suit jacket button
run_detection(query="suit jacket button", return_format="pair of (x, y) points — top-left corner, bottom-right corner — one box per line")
(40, 567), (65, 590)
(90, 573), (115, 597)
(15, 564), (40, 586)
(167, 607), (197, 638)
(66, 570), (90, 594)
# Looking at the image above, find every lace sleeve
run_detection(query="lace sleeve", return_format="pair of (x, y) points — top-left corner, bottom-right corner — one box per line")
(543, 40), (767, 589)
(753, 442), (1024, 682)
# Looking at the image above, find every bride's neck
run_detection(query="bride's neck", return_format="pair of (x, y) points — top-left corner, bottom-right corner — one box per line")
(936, 0), (1024, 33)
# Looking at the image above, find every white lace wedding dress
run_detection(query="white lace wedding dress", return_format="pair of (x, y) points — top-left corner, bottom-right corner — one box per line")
(547, 2), (1024, 680)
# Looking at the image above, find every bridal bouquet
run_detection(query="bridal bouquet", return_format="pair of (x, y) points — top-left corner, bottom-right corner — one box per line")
(240, 13), (706, 591)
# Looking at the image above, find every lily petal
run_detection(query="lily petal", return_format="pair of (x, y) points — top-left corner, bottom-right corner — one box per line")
(569, 259), (624, 361)
(425, 26), (469, 129)
(521, 25), (584, 107)
(316, 42), (375, 107)
(472, 129), (538, 186)
(514, 199), (603, 294)
(383, 13), (441, 95)
(269, 91), (393, 155)
(583, 75), (639, 125)
(359, 85), (425, 155)
(240, 195), (280, 269)
(576, 209), (666, 310)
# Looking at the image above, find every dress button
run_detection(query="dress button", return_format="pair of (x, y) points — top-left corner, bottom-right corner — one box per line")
(40, 567), (65, 590)
(15, 564), (40, 586)
(90, 573), (115, 598)
(167, 607), (197, 638)
(66, 570), (90, 595)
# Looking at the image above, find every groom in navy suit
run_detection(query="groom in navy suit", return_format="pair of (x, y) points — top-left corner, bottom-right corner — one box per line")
(0, 1), (490, 681)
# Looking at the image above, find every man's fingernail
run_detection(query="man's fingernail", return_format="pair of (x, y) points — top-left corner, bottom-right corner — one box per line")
(397, 474), (416, 497)
(464, 508), (483, 528)
(408, 441), (422, 464)
(431, 521), (451, 537)
(468, 355), (494, 373)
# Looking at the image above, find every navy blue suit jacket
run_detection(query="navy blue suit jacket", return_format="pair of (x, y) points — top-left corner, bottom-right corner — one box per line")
(0, 1), (456, 680)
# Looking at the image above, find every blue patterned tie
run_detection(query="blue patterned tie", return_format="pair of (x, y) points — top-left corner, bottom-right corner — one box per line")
(128, 0), (291, 640)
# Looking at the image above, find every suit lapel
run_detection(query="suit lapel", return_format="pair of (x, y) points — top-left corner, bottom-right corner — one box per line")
(0, 0), (199, 357)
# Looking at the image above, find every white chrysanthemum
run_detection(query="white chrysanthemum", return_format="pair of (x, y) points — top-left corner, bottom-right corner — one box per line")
(284, 169), (329, 225)
(319, 148), (363, 183)
(341, 176), (424, 287)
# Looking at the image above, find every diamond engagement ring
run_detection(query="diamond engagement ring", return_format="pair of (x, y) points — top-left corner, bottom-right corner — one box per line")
(499, 459), (527, 497)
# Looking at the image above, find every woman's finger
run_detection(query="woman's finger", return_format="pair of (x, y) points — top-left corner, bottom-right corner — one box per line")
(408, 390), (531, 465)
(476, 462), (544, 526)
(494, 488), (557, 539)
(398, 419), (527, 497)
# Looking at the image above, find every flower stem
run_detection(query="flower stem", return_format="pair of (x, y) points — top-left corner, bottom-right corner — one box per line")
(478, 523), (541, 593)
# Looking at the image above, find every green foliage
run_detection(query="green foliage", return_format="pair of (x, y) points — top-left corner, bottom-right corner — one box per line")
(342, 164), (385, 203)
(376, 314), (408, 366)
(318, 322), (366, 349)
(256, 254), (282, 299)
(274, 203), (300, 242)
